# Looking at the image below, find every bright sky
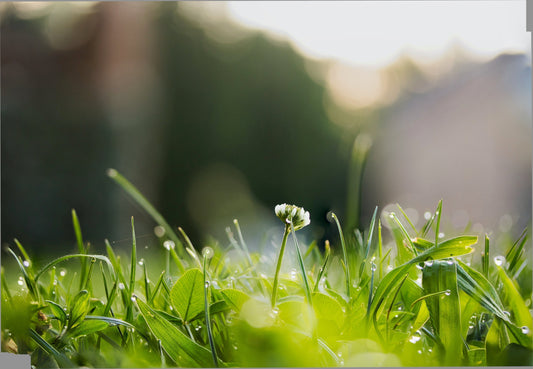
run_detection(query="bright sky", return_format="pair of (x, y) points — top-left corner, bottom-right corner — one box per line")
(227, 1), (530, 68)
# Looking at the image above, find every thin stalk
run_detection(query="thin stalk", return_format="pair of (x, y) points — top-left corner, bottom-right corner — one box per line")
(330, 212), (351, 299)
(72, 209), (88, 291)
(271, 223), (290, 307)
(483, 235), (490, 278)
(290, 221), (312, 307)
(204, 255), (219, 367)
(313, 241), (331, 292)
(434, 200), (443, 248)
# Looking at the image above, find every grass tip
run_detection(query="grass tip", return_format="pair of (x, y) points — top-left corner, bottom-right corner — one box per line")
(106, 168), (118, 178)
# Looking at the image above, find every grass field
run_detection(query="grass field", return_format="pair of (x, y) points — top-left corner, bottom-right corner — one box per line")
(2, 169), (532, 367)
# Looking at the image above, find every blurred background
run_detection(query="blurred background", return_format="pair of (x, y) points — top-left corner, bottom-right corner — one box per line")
(1, 1), (531, 256)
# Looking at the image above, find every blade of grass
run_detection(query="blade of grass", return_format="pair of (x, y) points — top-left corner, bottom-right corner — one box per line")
(34, 254), (114, 283)
(107, 168), (186, 272)
(482, 235), (490, 278)
(359, 206), (379, 278)
(422, 259), (463, 365)
(433, 200), (443, 248)
(313, 241), (330, 293)
(126, 217), (136, 323)
(72, 209), (88, 291)
(29, 328), (76, 368)
(203, 254), (219, 367)
(329, 212), (351, 299)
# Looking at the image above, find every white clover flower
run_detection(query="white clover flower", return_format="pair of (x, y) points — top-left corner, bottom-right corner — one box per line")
(274, 203), (310, 231)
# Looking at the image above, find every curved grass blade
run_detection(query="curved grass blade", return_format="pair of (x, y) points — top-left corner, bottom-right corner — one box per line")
(368, 236), (476, 319)
(204, 255), (219, 367)
(6, 247), (38, 299)
(135, 297), (217, 367)
(496, 266), (533, 330)
(107, 168), (186, 272)
(34, 254), (114, 283)
(71, 209), (88, 291)
(313, 241), (330, 293)
(29, 328), (76, 368)
(329, 212), (350, 299)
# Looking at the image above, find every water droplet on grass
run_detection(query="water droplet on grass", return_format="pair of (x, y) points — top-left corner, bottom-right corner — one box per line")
(521, 326), (530, 334)
(202, 246), (214, 259)
(424, 260), (434, 267)
(446, 259), (453, 265)
(438, 232), (444, 239)
(424, 212), (432, 220)
(138, 259), (144, 266)
(205, 281), (210, 288)
(163, 240), (175, 251)
(17, 279), (24, 286)
(271, 307), (279, 315)
(417, 350), (422, 354)
(416, 263), (423, 270)
(371, 263), (377, 271)
(409, 334), (421, 344)
(494, 255), (506, 267)
(195, 325), (202, 332)
(59, 269), (67, 277)
(154, 226), (165, 238)
(118, 283), (125, 290)
(444, 290), (451, 296)
(389, 212), (395, 219)
(131, 295), (136, 302)
(23, 260), (30, 267)
(289, 269), (298, 281)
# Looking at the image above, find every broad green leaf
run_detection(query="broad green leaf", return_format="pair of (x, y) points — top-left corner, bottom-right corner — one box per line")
(312, 292), (345, 328)
(221, 288), (251, 311)
(46, 300), (67, 326)
(467, 348), (486, 366)
(422, 260), (463, 365)
(170, 268), (204, 322)
(278, 299), (315, 335)
(66, 320), (109, 339)
(135, 297), (217, 367)
(68, 290), (89, 329)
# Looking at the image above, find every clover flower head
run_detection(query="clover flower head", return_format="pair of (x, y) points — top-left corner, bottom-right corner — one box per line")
(275, 203), (310, 231)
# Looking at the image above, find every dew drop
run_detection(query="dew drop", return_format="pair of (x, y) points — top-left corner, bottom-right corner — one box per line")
(23, 260), (30, 268)
(17, 279), (24, 286)
(138, 259), (144, 266)
(417, 350), (422, 354)
(371, 263), (377, 271)
(233, 344), (238, 351)
(195, 325), (202, 332)
(289, 269), (298, 281)
(59, 269), (67, 277)
(424, 212), (432, 220)
(503, 310), (511, 317)
(118, 282), (125, 290)
(389, 212), (395, 219)
(438, 232), (444, 239)
(416, 263), (424, 270)
(271, 307), (280, 315)
(409, 334), (421, 344)
(494, 255), (506, 267)
(521, 326), (530, 334)
(154, 225), (166, 238)
(444, 289), (451, 296)
(202, 246), (214, 259)
(424, 260), (434, 267)
(446, 259), (453, 265)
(205, 281), (210, 288)
(387, 265), (394, 272)
(163, 240), (175, 251)
(131, 295), (137, 302)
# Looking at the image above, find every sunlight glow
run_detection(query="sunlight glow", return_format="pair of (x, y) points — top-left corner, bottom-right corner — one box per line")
(227, 1), (529, 68)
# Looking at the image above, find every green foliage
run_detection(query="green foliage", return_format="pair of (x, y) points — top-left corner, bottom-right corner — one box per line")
(1, 174), (531, 367)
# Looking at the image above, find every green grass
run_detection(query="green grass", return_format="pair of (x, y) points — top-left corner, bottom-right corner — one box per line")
(2, 169), (532, 367)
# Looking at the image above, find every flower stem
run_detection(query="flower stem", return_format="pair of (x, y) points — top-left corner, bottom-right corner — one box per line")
(271, 223), (290, 307)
